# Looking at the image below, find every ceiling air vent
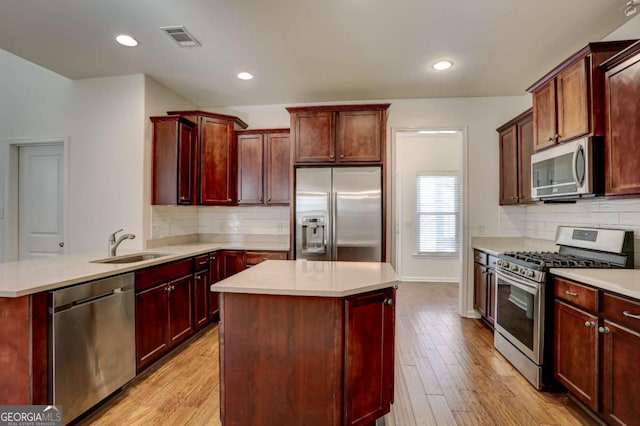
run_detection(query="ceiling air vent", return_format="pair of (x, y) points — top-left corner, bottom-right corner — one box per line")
(161, 26), (201, 48)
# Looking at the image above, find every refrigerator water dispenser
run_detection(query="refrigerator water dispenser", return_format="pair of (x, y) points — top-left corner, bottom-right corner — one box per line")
(301, 216), (326, 254)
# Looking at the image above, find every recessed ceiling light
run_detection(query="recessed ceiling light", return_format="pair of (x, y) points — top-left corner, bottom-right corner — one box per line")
(115, 34), (138, 47)
(237, 72), (254, 80)
(432, 60), (453, 71)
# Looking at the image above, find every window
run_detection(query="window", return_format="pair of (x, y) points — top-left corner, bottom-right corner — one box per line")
(416, 172), (460, 255)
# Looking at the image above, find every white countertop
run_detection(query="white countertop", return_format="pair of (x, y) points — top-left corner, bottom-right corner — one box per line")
(0, 241), (289, 297)
(211, 260), (399, 297)
(472, 237), (557, 256)
(550, 268), (640, 300)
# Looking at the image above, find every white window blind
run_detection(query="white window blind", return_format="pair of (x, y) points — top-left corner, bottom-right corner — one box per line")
(416, 172), (460, 254)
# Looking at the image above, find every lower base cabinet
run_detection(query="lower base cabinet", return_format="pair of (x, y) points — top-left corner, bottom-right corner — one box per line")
(135, 259), (194, 371)
(553, 277), (640, 424)
(473, 250), (497, 327)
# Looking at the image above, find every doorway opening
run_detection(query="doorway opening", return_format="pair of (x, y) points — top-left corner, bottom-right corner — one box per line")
(391, 128), (469, 317)
(4, 137), (68, 261)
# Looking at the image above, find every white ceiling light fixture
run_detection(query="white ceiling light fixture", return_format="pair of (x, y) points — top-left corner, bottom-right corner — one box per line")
(432, 60), (453, 71)
(237, 72), (254, 80)
(161, 26), (201, 48)
(623, 0), (639, 17)
(115, 34), (138, 47)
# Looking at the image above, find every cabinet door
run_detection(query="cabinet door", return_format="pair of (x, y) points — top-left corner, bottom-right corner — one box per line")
(266, 133), (290, 204)
(336, 110), (381, 162)
(517, 113), (534, 203)
(473, 263), (488, 317)
(345, 288), (395, 425)
(554, 300), (598, 410)
(200, 116), (236, 205)
(168, 275), (194, 346)
(557, 59), (590, 142)
(601, 320), (640, 426)
(177, 120), (196, 204)
(293, 111), (335, 163)
(209, 253), (221, 319)
(605, 53), (640, 196)
(533, 80), (557, 151)
(486, 268), (496, 327)
(194, 270), (209, 330)
(135, 284), (169, 370)
(221, 250), (246, 279)
(499, 125), (518, 205)
(237, 134), (264, 204)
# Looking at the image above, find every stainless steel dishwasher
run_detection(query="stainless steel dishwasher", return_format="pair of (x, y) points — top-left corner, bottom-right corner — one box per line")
(50, 273), (135, 424)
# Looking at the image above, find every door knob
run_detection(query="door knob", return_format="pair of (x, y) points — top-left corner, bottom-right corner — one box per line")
(384, 298), (394, 306)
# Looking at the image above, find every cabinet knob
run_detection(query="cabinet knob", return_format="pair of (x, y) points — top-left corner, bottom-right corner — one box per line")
(196, 275), (201, 280)
(180, 196), (188, 201)
(211, 256), (216, 260)
(340, 154), (345, 159)
(598, 326), (611, 334)
(584, 321), (596, 328)
(511, 196), (517, 200)
(165, 286), (171, 292)
(330, 154), (334, 159)
(555, 134), (561, 139)
(228, 198), (232, 202)
(384, 298), (394, 306)
(547, 136), (554, 142)
(59, 242), (64, 248)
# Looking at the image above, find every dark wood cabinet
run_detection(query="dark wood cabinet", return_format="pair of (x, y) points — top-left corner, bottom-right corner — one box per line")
(344, 288), (395, 425)
(166, 110), (248, 205)
(527, 41), (635, 152)
(218, 286), (395, 425)
(135, 259), (194, 371)
(553, 276), (640, 423)
(554, 300), (598, 410)
(209, 252), (220, 320)
(237, 129), (290, 205)
(245, 250), (288, 267)
(287, 104), (389, 164)
(602, 41), (640, 196)
(220, 250), (246, 279)
(497, 109), (534, 205)
(150, 116), (197, 205)
(473, 249), (497, 328)
(193, 254), (210, 330)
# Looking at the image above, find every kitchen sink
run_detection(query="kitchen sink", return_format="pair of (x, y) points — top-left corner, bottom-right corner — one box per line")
(90, 252), (168, 264)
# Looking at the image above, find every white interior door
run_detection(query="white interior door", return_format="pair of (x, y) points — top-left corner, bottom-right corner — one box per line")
(19, 144), (65, 260)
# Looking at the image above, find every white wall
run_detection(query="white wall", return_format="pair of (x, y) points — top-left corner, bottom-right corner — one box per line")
(0, 49), (73, 261)
(395, 132), (462, 282)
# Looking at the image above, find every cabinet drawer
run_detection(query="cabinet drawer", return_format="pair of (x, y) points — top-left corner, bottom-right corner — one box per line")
(194, 254), (209, 272)
(473, 250), (487, 265)
(554, 278), (597, 312)
(136, 259), (193, 292)
(245, 251), (288, 266)
(602, 293), (640, 332)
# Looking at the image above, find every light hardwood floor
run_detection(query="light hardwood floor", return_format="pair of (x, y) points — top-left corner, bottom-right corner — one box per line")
(78, 282), (596, 425)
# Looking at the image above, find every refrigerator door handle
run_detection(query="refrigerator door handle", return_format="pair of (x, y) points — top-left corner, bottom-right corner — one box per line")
(332, 191), (338, 260)
(325, 192), (331, 250)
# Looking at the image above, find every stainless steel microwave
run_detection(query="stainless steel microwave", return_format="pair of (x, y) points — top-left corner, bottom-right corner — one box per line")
(531, 136), (604, 200)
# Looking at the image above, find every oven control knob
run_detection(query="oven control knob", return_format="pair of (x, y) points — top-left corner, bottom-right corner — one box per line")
(510, 264), (518, 272)
(496, 260), (503, 267)
(527, 270), (535, 278)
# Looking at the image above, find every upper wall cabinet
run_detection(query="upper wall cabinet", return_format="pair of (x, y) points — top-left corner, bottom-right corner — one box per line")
(527, 41), (635, 152)
(167, 110), (248, 206)
(286, 104), (390, 164)
(237, 129), (290, 205)
(151, 116), (197, 205)
(602, 40), (640, 196)
(497, 109), (534, 205)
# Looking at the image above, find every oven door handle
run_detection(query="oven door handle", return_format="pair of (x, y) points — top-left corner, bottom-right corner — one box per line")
(495, 270), (539, 295)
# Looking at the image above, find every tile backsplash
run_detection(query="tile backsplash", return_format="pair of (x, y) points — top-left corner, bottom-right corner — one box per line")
(501, 198), (640, 266)
(151, 205), (290, 239)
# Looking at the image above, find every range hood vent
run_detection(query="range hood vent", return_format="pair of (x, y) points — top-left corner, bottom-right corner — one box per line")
(161, 26), (201, 48)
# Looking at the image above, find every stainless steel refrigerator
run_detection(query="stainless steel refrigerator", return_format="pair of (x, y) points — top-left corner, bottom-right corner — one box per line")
(295, 166), (382, 262)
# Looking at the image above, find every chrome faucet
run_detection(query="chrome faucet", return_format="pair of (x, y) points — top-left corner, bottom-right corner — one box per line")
(108, 229), (136, 256)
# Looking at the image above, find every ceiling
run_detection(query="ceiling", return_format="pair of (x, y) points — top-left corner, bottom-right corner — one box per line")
(0, 0), (634, 107)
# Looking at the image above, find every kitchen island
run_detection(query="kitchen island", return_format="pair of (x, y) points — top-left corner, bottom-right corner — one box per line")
(211, 260), (398, 426)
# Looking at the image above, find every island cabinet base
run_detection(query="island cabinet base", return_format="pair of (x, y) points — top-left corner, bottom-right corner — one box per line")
(218, 287), (395, 426)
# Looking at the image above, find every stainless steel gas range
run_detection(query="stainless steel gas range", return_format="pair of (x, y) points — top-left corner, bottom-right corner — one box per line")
(493, 226), (634, 390)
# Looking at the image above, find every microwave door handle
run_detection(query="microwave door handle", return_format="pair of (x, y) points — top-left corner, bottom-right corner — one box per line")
(572, 144), (584, 187)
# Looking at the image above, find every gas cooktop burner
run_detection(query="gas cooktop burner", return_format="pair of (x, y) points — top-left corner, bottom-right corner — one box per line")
(501, 251), (613, 269)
